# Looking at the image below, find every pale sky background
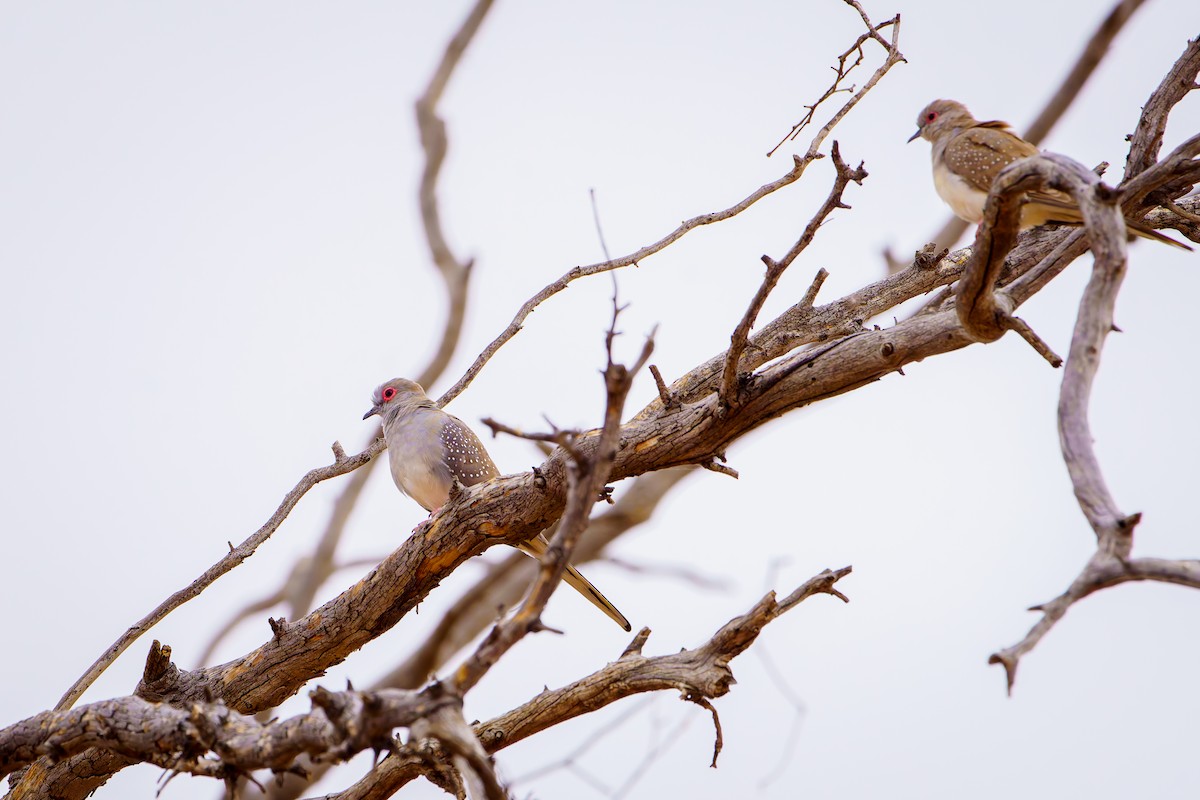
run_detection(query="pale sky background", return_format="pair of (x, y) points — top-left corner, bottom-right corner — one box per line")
(2, 2), (1199, 799)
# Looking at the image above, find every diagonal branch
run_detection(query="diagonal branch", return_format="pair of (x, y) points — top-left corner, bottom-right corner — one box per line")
(438, 6), (903, 410)
(988, 41), (1200, 692)
(53, 440), (379, 714)
(328, 567), (853, 799)
(952, 151), (1128, 368)
(1123, 34), (1200, 181)
(720, 142), (866, 408)
(449, 312), (654, 695)
(769, 2), (904, 157)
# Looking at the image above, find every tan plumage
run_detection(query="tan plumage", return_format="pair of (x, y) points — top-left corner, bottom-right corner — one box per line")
(909, 99), (1191, 250)
(364, 378), (632, 631)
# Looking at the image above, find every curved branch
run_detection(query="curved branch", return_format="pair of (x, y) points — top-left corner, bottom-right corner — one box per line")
(435, 154), (815, 408)
(720, 143), (867, 408)
(331, 568), (853, 799)
(954, 151), (1127, 366)
(1123, 35), (1200, 181)
(53, 441), (382, 714)
(185, 0), (496, 673)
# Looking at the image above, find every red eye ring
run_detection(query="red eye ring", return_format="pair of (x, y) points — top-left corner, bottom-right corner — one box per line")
(925, 111), (937, 122)
(382, 387), (397, 401)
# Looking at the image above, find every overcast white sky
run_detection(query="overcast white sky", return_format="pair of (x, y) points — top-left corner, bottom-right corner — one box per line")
(2, 2), (1199, 799)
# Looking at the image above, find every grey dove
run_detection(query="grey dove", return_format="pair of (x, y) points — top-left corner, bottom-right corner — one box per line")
(364, 377), (632, 631)
(909, 98), (1190, 250)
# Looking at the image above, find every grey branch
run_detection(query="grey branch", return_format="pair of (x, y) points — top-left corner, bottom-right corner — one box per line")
(320, 568), (853, 799)
(987, 36), (1200, 693)
(720, 142), (866, 409)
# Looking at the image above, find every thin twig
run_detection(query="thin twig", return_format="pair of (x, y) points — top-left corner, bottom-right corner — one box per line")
(54, 441), (379, 712)
(436, 154), (813, 408)
(439, 7), (903, 410)
(648, 364), (679, 410)
(954, 152), (1113, 366)
(449, 302), (653, 695)
(720, 143), (866, 408)
(195, 0), (495, 674)
(768, 2), (903, 156)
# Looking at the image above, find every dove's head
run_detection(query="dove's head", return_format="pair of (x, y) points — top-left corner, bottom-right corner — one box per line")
(363, 378), (430, 421)
(908, 99), (978, 144)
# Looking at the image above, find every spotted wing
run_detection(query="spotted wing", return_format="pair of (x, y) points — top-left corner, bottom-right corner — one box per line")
(943, 125), (1038, 194)
(440, 415), (501, 487)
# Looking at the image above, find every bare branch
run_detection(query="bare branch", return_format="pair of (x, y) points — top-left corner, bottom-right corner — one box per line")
(1, 685), (455, 781)
(439, 6), (902, 410)
(436, 155), (814, 408)
(449, 315), (653, 695)
(1123, 34), (1200, 181)
(953, 152), (1121, 366)
(769, 3), (904, 157)
(330, 567), (853, 799)
(987, 44), (1200, 690)
(54, 440), (379, 713)
(990, 553), (1200, 693)
(1024, 0), (1150, 144)
(648, 364), (680, 410)
(1057, 183), (1132, 542)
(720, 143), (866, 408)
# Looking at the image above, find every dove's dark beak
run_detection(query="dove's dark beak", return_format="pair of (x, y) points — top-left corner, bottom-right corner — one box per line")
(363, 405), (381, 421)
(907, 129), (921, 143)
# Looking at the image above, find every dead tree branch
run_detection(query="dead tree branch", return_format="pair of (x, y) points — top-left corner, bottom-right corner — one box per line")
(0, 568), (850, 794)
(769, 2), (904, 156)
(320, 568), (853, 799)
(53, 440), (377, 714)
(438, 5), (902, 409)
(450, 309), (654, 696)
(720, 142), (866, 408)
(168, 0), (499, 676)
(953, 151), (1124, 367)
(1123, 35), (1200, 181)
(984, 37), (1200, 691)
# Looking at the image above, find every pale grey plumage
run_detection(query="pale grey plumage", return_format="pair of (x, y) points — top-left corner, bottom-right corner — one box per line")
(364, 377), (631, 631)
(909, 98), (1191, 250)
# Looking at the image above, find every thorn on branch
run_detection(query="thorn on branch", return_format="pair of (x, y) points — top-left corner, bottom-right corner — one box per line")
(142, 640), (174, 684)
(1001, 315), (1063, 368)
(913, 243), (947, 270)
(684, 693), (724, 768)
(650, 364), (681, 410)
(1118, 511), (1143, 533)
(701, 457), (739, 480)
(987, 652), (1018, 696)
(800, 268), (829, 309)
(620, 628), (652, 659)
(268, 617), (289, 638)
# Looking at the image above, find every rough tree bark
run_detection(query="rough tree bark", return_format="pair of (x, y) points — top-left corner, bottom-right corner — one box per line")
(2, 3), (1197, 800)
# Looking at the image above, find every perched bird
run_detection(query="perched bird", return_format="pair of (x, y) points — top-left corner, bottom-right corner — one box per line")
(364, 377), (632, 631)
(909, 98), (1190, 250)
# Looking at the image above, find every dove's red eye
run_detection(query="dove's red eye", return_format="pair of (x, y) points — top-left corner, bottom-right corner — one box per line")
(382, 387), (397, 401)
(925, 110), (938, 123)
